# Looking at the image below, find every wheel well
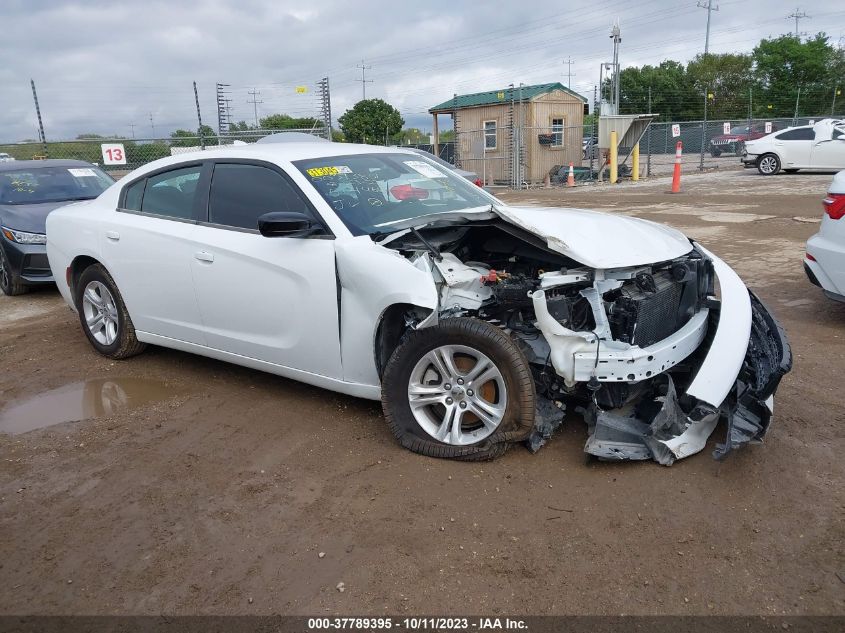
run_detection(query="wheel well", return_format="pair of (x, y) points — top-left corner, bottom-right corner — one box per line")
(69, 255), (101, 297)
(374, 303), (432, 380)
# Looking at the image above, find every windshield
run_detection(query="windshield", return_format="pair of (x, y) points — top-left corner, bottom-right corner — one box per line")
(294, 152), (492, 235)
(0, 165), (113, 205)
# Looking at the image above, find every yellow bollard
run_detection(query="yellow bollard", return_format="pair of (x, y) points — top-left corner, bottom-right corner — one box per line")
(609, 130), (618, 184)
(632, 142), (640, 182)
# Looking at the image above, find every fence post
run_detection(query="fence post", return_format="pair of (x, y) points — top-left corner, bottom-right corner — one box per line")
(699, 91), (708, 171)
(193, 81), (205, 151)
(646, 124), (652, 177)
(609, 130), (618, 184)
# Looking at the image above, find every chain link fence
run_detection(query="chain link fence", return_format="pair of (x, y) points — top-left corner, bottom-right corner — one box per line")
(0, 128), (330, 178)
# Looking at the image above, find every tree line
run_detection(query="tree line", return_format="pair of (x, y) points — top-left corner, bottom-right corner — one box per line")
(617, 33), (845, 121)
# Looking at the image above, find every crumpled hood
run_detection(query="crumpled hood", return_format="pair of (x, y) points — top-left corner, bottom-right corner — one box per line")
(0, 201), (76, 234)
(494, 206), (693, 268)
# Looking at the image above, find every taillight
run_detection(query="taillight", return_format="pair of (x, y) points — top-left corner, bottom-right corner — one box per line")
(823, 193), (845, 220)
(806, 252), (817, 262)
(474, 178), (482, 187)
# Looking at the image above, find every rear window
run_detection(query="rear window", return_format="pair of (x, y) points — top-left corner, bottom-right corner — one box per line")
(0, 165), (113, 205)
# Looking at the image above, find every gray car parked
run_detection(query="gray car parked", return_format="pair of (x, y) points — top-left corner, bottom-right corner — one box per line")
(0, 159), (113, 295)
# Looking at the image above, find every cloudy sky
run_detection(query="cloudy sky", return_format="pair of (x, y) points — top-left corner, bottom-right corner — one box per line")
(1, 0), (843, 141)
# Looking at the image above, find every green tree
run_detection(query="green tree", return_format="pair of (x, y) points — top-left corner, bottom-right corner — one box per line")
(753, 33), (841, 117)
(394, 127), (429, 145)
(686, 53), (755, 120)
(259, 114), (323, 130)
(618, 60), (699, 120)
(170, 125), (218, 147)
(330, 129), (346, 142)
(338, 99), (404, 144)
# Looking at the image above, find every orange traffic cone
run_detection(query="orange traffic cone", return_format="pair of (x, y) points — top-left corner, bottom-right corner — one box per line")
(566, 162), (575, 187)
(670, 141), (682, 193)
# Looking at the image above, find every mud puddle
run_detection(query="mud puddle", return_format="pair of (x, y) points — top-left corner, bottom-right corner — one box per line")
(0, 377), (182, 435)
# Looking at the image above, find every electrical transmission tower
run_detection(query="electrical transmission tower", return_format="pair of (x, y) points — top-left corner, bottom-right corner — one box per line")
(356, 60), (373, 100)
(317, 77), (332, 140)
(787, 7), (809, 38)
(247, 88), (263, 128)
(697, 0), (719, 54)
(216, 83), (232, 136)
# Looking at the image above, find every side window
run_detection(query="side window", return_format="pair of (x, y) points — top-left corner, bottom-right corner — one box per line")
(140, 165), (202, 219)
(208, 163), (312, 230)
(122, 179), (145, 211)
(776, 128), (815, 141)
(551, 118), (564, 146)
(833, 128), (845, 140)
(484, 121), (497, 150)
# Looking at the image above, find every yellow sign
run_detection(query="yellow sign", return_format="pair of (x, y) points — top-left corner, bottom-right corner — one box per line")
(707, 93), (714, 99)
(306, 166), (339, 177)
(767, 104), (773, 109)
(497, 91), (505, 100)
(295, 86), (308, 94)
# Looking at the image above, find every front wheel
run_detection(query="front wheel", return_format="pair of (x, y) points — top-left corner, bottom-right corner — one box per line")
(710, 147), (721, 157)
(75, 264), (146, 359)
(0, 246), (29, 296)
(381, 318), (536, 461)
(757, 153), (781, 175)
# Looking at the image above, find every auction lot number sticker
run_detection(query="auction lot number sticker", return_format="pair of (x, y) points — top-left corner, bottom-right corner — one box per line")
(101, 143), (127, 165)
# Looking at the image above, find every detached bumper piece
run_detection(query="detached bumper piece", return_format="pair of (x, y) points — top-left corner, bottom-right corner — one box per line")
(713, 292), (792, 460)
(579, 291), (791, 465)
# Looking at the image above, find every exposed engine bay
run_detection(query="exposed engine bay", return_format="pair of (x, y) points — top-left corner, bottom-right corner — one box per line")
(382, 220), (791, 465)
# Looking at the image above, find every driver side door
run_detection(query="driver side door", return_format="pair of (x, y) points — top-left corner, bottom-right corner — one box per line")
(189, 160), (342, 379)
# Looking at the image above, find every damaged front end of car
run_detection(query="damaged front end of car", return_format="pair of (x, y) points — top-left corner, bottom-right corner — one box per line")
(382, 211), (791, 465)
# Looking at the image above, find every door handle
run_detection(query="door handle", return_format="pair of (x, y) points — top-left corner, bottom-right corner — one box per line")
(105, 231), (120, 241)
(194, 251), (214, 263)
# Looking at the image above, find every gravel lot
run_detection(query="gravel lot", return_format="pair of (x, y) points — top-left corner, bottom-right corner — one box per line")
(1, 166), (843, 616)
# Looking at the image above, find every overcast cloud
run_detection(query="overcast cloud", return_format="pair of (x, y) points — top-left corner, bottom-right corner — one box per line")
(1, 0), (843, 141)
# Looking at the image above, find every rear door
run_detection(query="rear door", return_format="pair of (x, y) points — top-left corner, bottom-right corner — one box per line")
(773, 127), (815, 167)
(811, 123), (845, 169)
(189, 160), (342, 378)
(102, 163), (208, 344)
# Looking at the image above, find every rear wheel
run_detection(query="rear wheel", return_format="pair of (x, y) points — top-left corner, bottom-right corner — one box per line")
(710, 147), (722, 157)
(0, 247), (29, 296)
(75, 264), (146, 359)
(757, 153), (781, 175)
(381, 318), (535, 461)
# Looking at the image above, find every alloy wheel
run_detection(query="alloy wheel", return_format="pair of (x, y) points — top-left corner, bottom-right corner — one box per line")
(407, 344), (507, 446)
(81, 280), (119, 346)
(759, 156), (778, 174)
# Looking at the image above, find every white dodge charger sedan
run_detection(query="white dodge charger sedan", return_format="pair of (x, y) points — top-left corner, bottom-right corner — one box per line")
(46, 142), (791, 464)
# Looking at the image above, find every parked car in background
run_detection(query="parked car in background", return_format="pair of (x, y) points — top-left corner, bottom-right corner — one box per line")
(403, 147), (482, 186)
(742, 119), (845, 175)
(0, 159), (113, 295)
(710, 122), (781, 157)
(46, 142), (789, 466)
(582, 135), (598, 160)
(0, 153), (15, 162)
(805, 170), (845, 302)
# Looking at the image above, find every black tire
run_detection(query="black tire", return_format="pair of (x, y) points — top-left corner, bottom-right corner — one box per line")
(381, 317), (536, 461)
(74, 263), (146, 359)
(0, 246), (29, 296)
(710, 147), (721, 157)
(757, 153), (781, 175)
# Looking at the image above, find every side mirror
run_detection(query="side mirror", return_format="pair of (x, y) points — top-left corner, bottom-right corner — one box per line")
(257, 211), (319, 238)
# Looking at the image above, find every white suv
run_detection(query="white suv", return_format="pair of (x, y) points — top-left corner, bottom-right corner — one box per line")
(805, 170), (845, 301)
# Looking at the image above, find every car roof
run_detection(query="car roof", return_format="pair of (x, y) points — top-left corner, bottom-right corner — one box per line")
(0, 159), (97, 172)
(127, 142), (426, 178)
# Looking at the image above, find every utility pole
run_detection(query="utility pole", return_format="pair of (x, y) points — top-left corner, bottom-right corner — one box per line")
(356, 60), (373, 100)
(787, 7), (809, 38)
(646, 85), (652, 176)
(793, 86), (801, 125)
(563, 57), (575, 88)
(216, 83), (232, 138)
(697, 0), (719, 54)
(318, 77), (333, 140)
(609, 23), (621, 115)
(128, 122), (136, 139)
(247, 88), (263, 128)
(193, 81), (205, 150)
(149, 112), (156, 138)
(30, 79), (47, 156)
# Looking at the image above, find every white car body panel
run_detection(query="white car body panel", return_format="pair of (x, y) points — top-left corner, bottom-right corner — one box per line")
(806, 170), (845, 299)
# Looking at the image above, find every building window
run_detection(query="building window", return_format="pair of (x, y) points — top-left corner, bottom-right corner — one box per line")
(484, 120), (497, 150)
(552, 117), (564, 146)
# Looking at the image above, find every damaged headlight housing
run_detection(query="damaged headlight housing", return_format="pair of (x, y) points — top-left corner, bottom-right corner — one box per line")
(2, 227), (47, 245)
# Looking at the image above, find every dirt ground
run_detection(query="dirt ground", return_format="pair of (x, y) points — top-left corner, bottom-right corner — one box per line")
(1, 166), (843, 616)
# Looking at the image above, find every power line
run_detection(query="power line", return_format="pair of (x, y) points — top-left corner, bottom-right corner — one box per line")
(356, 60), (373, 100)
(697, 0), (719, 54)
